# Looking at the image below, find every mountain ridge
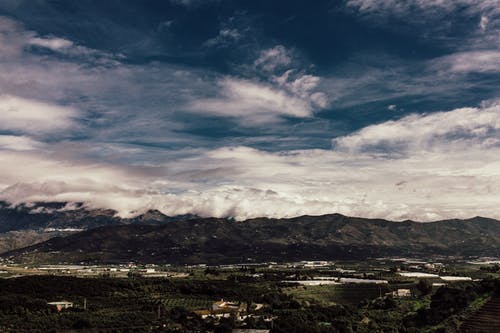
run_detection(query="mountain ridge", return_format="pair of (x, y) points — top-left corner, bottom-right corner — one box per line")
(0, 201), (201, 233)
(0, 201), (200, 253)
(3, 211), (500, 265)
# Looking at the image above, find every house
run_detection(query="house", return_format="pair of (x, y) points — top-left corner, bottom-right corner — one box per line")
(194, 299), (246, 319)
(212, 299), (244, 312)
(193, 309), (212, 319)
(424, 263), (435, 270)
(391, 289), (412, 297)
(47, 301), (73, 311)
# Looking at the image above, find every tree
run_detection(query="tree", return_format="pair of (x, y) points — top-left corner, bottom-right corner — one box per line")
(416, 279), (432, 296)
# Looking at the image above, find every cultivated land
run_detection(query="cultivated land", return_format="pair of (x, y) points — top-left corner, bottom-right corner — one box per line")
(1, 258), (500, 332)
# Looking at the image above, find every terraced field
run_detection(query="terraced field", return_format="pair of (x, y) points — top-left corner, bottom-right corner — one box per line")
(460, 294), (500, 332)
(154, 295), (214, 310)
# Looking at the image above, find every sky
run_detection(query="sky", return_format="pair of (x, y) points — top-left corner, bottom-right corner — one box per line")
(1, 0), (500, 221)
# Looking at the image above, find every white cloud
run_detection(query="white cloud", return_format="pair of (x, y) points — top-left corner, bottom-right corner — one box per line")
(0, 15), (199, 147)
(480, 15), (490, 31)
(0, 16), (29, 59)
(310, 92), (328, 108)
(204, 28), (241, 48)
(0, 17), (74, 56)
(431, 50), (500, 74)
(2, 104), (500, 221)
(346, 0), (500, 16)
(345, 0), (500, 49)
(0, 151), (162, 216)
(0, 95), (78, 135)
(342, 0), (500, 102)
(187, 77), (316, 123)
(0, 135), (44, 151)
(276, 72), (328, 108)
(0, 15), (120, 66)
(254, 45), (292, 72)
(333, 105), (500, 153)
(345, 0), (442, 15)
(285, 74), (321, 97)
(29, 36), (73, 51)
(187, 44), (329, 125)
(169, 0), (209, 7)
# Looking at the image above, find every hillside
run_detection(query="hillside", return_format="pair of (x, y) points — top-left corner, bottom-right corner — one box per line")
(3, 213), (500, 264)
(0, 201), (197, 233)
(0, 202), (196, 253)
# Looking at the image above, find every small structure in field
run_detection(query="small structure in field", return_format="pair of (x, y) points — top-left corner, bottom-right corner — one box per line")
(440, 276), (472, 281)
(391, 289), (412, 297)
(194, 299), (246, 319)
(194, 309), (212, 319)
(212, 299), (243, 312)
(47, 301), (73, 311)
(398, 272), (439, 278)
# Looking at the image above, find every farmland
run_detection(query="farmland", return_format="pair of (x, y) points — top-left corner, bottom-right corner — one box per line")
(0, 258), (499, 332)
(283, 284), (389, 306)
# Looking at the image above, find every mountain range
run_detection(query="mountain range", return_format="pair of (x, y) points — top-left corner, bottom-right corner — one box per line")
(1, 202), (499, 264)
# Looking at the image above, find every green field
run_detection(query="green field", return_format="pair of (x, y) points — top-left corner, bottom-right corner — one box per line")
(0, 261), (499, 332)
(284, 284), (389, 305)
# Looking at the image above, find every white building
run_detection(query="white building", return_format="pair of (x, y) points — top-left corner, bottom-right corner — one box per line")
(47, 301), (73, 311)
(391, 289), (412, 297)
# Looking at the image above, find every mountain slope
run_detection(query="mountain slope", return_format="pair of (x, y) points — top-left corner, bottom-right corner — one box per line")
(0, 202), (198, 253)
(0, 202), (197, 233)
(4, 214), (500, 264)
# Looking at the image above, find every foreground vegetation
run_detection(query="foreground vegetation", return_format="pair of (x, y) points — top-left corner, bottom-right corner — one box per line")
(0, 261), (499, 332)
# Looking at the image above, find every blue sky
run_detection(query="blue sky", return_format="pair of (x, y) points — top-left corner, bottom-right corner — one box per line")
(0, 0), (500, 221)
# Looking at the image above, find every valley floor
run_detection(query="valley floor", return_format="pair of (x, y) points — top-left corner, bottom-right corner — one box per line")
(0, 258), (500, 332)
